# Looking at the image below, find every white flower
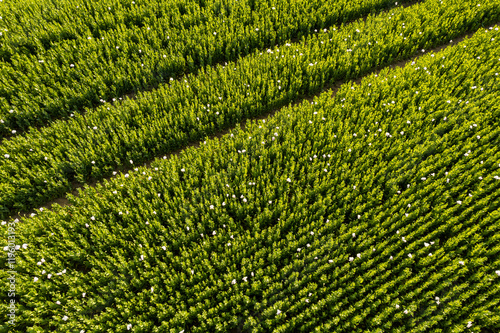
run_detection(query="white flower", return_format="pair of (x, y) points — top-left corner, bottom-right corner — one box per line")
(297, 248), (302, 252)
(276, 309), (281, 315)
(287, 178), (291, 182)
(56, 301), (61, 305)
(62, 315), (68, 321)
(209, 205), (214, 210)
(357, 253), (361, 258)
(127, 324), (132, 330)
(231, 279), (236, 285)
(352, 233), (356, 238)
(459, 261), (464, 265)
(34, 277), (39, 282)
(395, 304), (400, 309)
(404, 309), (408, 314)
(349, 257), (354, 262)
(227, 243), (231, 246)
(328, 260), (333, 263)
(495, 270), (500, 276)
(22, 244), (28, 249)
(4, 154), (9, 158)
(457, 200), (462, 205)
(90, 216), (95, 221)
(82, 293), (86, 297)
(212, 231), (216, 236)
(408, 253), (412, 258)
(47, 274), (52, 279)
(242, 276), (248, 282)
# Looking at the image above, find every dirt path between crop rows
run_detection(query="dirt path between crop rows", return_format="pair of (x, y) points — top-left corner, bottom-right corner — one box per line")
(9, 27), (486, 223)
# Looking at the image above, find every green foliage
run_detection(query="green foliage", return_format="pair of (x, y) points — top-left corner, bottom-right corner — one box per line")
(0, 0), (413, 136)
(1, 0), (499, 219)
(1, 23), (499, 332)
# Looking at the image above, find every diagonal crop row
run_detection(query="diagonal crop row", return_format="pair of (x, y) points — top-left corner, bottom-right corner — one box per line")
(1, 0), (499, 220)
(2, 26), (499, 332)
(0, 0), (416, 137)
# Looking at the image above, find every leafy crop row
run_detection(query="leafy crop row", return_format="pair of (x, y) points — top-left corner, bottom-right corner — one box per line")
(2, 26), (499, 332)
(1, 0), (498, 219)
(0, 0), (413, 136)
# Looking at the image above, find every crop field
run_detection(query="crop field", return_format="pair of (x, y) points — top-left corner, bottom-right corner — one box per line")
(1, 0), (500, 332)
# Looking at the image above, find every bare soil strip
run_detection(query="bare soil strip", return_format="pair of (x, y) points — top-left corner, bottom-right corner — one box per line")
(8, 29), (481, 222)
